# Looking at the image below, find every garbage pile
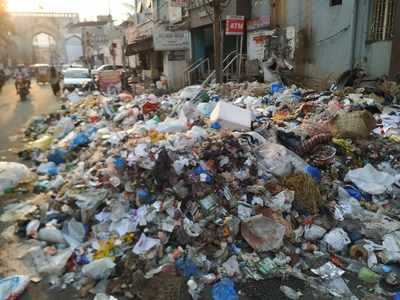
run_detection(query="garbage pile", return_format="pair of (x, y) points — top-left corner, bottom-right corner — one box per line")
(1, 79), (400, 300)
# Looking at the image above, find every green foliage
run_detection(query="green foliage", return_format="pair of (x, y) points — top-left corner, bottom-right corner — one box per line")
(0, 0), (14, 43)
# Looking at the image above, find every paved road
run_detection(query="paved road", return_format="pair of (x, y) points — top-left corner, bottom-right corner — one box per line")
(0, 80), (59, 161)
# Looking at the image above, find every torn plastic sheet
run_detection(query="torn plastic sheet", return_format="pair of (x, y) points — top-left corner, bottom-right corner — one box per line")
(344, 164), (396, 195)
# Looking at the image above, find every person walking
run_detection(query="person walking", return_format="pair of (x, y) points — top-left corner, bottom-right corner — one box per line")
(49, 66), (60, 96)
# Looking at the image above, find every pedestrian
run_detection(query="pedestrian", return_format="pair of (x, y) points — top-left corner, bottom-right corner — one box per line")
(0, 69), (5, 92)
(49, 66), (60, 96)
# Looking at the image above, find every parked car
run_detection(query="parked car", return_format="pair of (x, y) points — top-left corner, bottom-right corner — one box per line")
(63, 68), (93, 91)
(91, 64), (124, 76)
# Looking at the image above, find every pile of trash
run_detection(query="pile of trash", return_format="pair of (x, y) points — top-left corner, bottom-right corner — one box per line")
(1, 79), (400, 300)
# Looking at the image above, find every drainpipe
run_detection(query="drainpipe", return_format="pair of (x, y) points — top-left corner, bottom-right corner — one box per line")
(350, 0), (359, 69)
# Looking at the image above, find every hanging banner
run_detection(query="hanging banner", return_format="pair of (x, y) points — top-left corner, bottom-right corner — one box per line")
(226, 15), (245, 35)
(98, 70), (122, 94)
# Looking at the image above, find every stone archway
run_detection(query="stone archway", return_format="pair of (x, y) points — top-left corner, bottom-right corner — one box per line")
(32, 32), (57, 64)
(30, 24), (64, 64)
(10, 12), (79, 65)
(64, 34), (83, 64)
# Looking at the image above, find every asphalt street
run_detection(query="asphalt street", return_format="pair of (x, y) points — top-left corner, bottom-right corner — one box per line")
(0, 80), (59, 161)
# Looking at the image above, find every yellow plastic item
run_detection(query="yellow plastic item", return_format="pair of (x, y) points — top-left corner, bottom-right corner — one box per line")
(93, 238), (115, 260)
(388, 135), (400, 143)
(27, 135), (53, 151)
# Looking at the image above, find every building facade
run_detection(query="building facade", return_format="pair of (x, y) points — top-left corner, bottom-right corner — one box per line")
(266, 0), (399, 81)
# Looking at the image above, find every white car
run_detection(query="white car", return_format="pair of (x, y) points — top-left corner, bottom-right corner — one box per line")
(91, 64), (124, 75)
(63, 68), (93, 91)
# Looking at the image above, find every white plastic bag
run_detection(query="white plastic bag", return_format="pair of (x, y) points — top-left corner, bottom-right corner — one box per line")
(26, 219), (40, 237)
(0, 162), (33, 195)
(37, 227), (65, 244)
(323, 228), (351, 252)
(82, 258), (116, 280)
(304, 224), (327, 241)
(382, 231), (400, 263)
(0, 275), (29, 300)
(344, 164), (396, 195)
(257, 143), (307, 177)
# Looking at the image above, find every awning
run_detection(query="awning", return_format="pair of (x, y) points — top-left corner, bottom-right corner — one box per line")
(126, 37), (153, 56)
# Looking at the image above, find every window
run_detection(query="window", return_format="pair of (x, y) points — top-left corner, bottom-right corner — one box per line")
(330, 0), (342, 6)
(369, 0), (395, 41)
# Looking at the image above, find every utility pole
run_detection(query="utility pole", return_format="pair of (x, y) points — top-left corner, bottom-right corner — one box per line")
(212, 0), (223, 83)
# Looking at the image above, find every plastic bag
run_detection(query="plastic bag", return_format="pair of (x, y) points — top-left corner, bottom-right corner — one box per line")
(53, 117), (75, 139)
(47, 148), (67, 165)
(0, 162), (33, 195)
(37, 162), (58, 176)
(82, 258), (116, 280)
(241, 215), (285, 252)
(63, 219), (86, 248)
(212, 278), (239, 300)
(27, 135), (53, 150)
(37, 227), (65, 244)
(69, 132), (90, 150)
(179, 85), (203, 100)
(0, 275), (29, 300)
(344, 164), (396, 195)
(94, 294), (118, 300)
(323, 228), (351, 252)
(383, 231), (400, 263)
(266, 190), (294, 212)
(257, 142), (307, 177)
(26, 219), (40, 237)
(304, 224), (327, 241)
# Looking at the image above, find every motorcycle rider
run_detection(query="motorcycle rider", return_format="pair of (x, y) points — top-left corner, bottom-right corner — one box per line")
(14, 65), (31, 94)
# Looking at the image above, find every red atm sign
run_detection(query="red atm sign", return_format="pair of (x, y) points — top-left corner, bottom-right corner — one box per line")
(226, 15), (245, 35)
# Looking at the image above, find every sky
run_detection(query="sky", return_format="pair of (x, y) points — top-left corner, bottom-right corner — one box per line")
(7, 0), (130, 22)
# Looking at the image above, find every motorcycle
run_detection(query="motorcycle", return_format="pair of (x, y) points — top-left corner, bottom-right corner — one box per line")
(16, 75), (31, 101)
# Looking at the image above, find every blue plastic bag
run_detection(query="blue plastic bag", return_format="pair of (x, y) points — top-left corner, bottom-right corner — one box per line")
(210, 122), (221, 129)
(176, 258), (200, 278)
(343, 185), (362, 200)
(212, 278), (239, 300)
(113, 155), (126, 170)
(304, 165), (321, 182)
(37, 162), (58, 176)
(69, 133), (90, 150)
(271, 82), (285, 94)
(47, 149), (67, 165)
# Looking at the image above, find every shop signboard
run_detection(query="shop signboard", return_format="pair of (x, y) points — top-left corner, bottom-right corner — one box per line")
(225, 15), (245, 35)
(153, 30), (190, 51)
(168, 50), (186, 61)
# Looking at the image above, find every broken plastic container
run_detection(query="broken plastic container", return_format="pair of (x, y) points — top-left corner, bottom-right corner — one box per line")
(210, 101), (252, 130)
(241, 215), (285, 252)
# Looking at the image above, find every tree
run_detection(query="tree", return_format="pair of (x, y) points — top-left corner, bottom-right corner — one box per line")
(0, 0), (14, 43)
